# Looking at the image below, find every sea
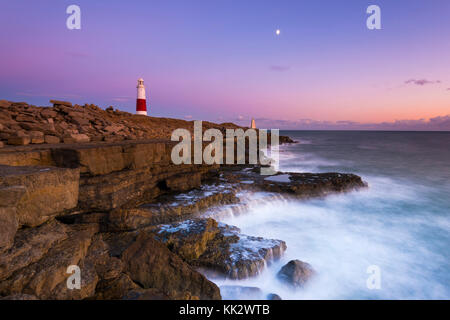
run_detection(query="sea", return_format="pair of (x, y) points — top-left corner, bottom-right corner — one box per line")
(208, 131), (450, 300)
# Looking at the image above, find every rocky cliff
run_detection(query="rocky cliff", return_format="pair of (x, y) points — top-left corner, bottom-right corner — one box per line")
(0, 100), (365, 300)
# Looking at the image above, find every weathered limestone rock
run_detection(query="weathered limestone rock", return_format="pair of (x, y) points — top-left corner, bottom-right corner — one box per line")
(0, 208), (19, 253)
(0, 149), (53, 167)
(165, 172), (202, 192)
(221, 168), (367, 198)
(0, 100), (11, 108)
(29, 131), (44, 144)
(0, 186), (25, 252)
(277, 260), (315, 288)
(0, 223), (98, 299)
(31, 137), (44, 144)
(44, 135), (60, 144)
(154, 219), (220, 260)
(121, 232), (221, 300)
(109, 184), (238, 229)
(0, 165), (80, 227)
(64, 133), (90, 144)
(50, 100), (72, 107)
(7, 136), (30, 146)
(153, 219), (287, 280)
(0, 220), (68, 281)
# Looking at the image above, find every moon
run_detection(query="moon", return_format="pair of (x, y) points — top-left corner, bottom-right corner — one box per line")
(275, 29), (281, 36)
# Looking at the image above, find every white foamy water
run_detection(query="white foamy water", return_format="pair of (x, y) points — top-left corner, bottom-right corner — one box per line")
(207, 131), (450, 300)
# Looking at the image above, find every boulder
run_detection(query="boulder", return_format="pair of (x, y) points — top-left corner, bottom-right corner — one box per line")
(277, 260), (315, 288)
(121, 232), (221, 300)
(29, 131), (44, 138)
(15, 114), (35, 123)
(7, 136), (30, 146)
(44, 135), (60, 144)
(50, 100), (72, 107)
(0, 100), (11, 108)
(267, 293), (282, 300)
(64, 133), (90, 144)
(29, 131), (45, 144)
(0, 165), (80, 227)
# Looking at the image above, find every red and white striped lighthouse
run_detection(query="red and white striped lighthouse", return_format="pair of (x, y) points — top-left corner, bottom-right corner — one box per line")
(136, 78), (147, 115)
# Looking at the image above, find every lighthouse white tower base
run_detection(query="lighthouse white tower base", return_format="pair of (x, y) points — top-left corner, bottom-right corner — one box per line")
(136, 78), (148, 116)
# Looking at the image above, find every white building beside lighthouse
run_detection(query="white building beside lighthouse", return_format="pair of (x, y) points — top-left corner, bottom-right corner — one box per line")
(136, 78), (147, 115)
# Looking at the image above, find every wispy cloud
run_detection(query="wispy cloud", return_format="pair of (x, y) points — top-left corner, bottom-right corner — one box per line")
(16, 92), (82, 99)
(111, 96), (133, 102)
(270, 65), (290, 72)
(184, 115), (193, 119)
(404, 78), (441, 86)
(231, 115), (450, 131)
(65, 51), (91, 59)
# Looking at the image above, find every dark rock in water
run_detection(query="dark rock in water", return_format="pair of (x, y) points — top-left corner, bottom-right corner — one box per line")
(152, 218), (287, 280)
(220, 286), (264, 300)
(267, 293), (282, 300)
(277, 260), (315, 288)
(220, 167), (367, 198)
(279, 136), (296, 144)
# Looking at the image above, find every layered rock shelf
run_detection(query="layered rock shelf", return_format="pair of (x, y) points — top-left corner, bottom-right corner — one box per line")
(152, 218), (287, 279)
(0, 100), (367, 300)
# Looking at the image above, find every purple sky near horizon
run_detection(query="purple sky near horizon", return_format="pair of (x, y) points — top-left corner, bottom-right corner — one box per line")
(0, 0), (449, 130)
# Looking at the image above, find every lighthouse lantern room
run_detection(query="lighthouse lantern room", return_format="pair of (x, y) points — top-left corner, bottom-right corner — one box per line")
(136, 78), (147, 115)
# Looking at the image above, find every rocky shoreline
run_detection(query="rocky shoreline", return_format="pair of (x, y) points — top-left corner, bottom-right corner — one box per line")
(0, 100), (367, 300)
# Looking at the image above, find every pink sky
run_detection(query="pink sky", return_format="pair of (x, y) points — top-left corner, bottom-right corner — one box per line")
(0, 1), (449, 130)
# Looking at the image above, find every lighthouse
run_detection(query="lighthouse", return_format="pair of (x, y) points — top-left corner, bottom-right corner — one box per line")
(136, 78), (147, 115)
(251, 118), (256, 129)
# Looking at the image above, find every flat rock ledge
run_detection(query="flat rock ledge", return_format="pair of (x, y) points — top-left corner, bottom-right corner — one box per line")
(151, 218), (287, 280)
(221, 166), (368, 198)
